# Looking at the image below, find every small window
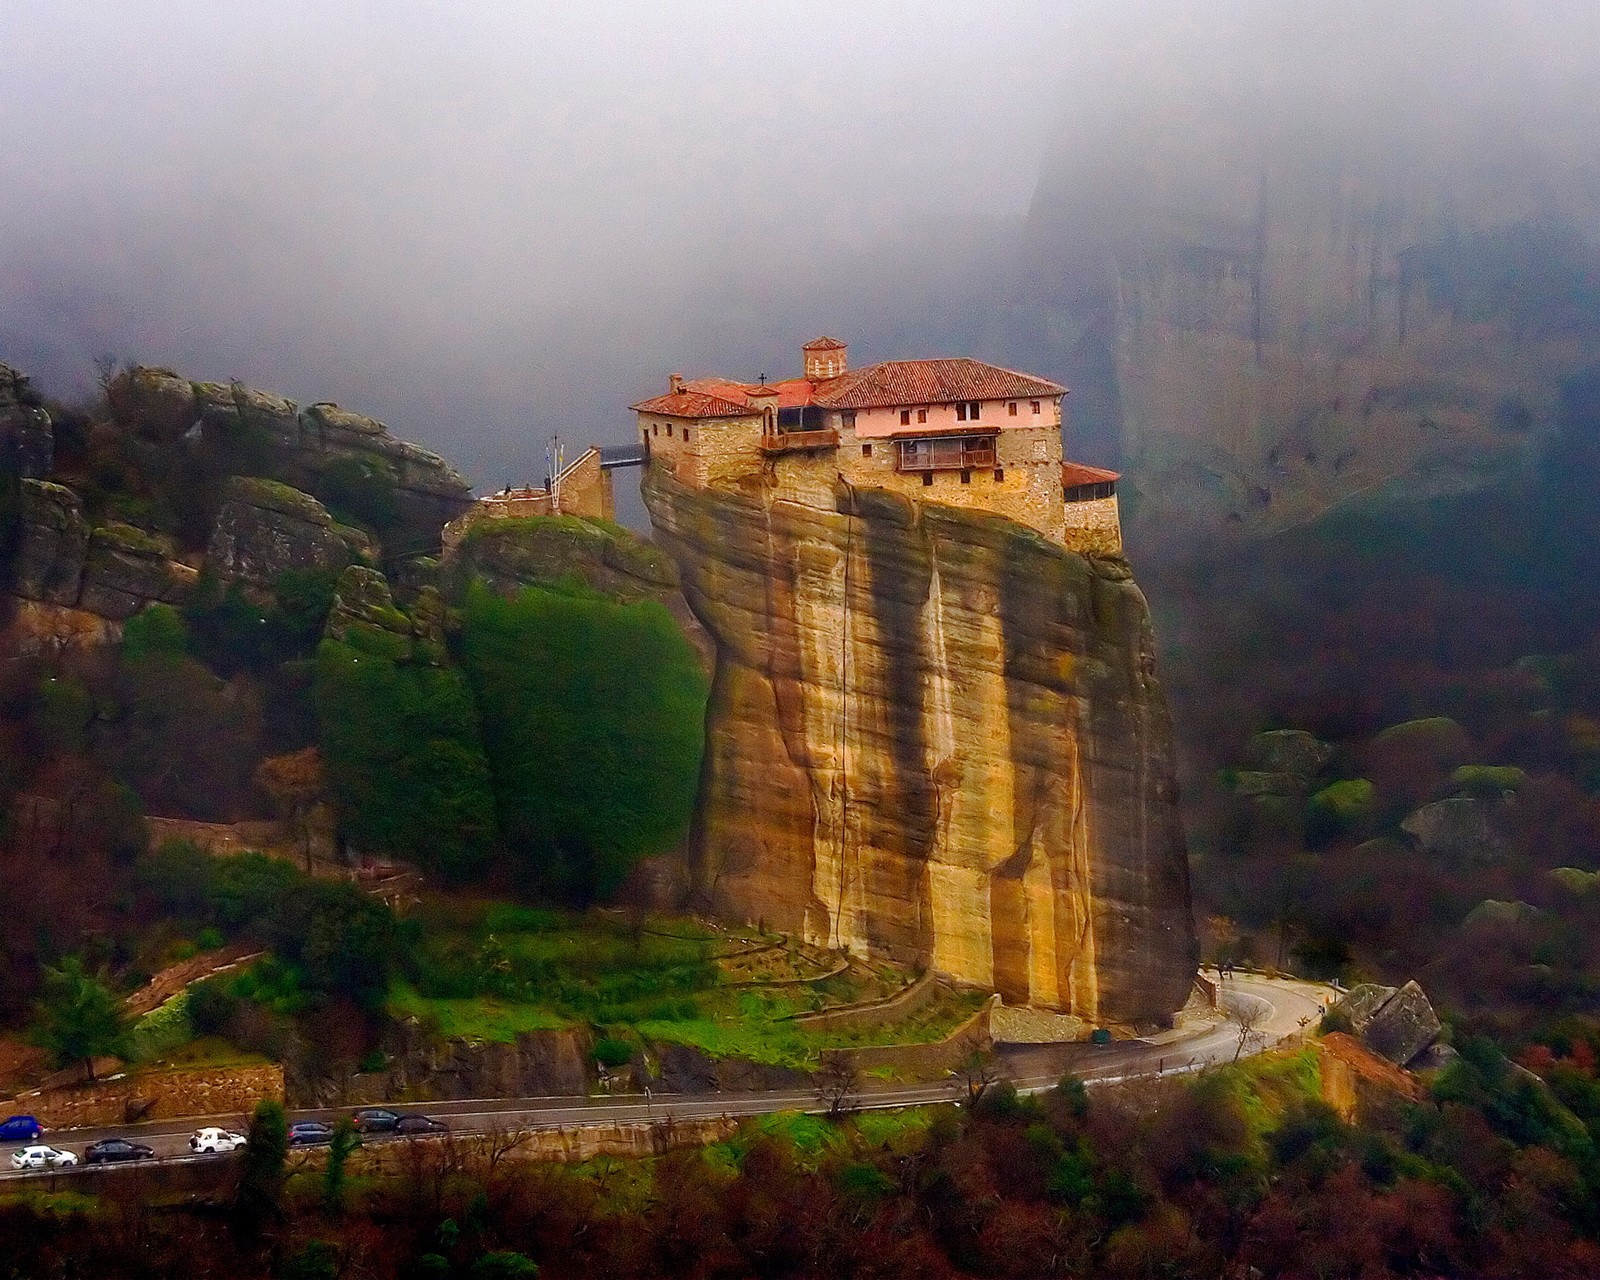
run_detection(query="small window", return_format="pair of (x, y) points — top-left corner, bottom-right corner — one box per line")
(956, 402), (967, 422)
(968, 401), (981, 420)
(960, 469), (971, 484)
(683, 428), (691, 444)
(667, 424), (674, 437)
(861, 443), (872, 457)
(994, 468), (1004, 481)
(1030, 400), (1041, 414)
(1008, 402), (1018, 416)
(652, 423), (658, 436)
(922, 472), (933, 486)
(917, 408), (927, 423)
(842, 410), (857, 428)
(900, 409), (911, 425)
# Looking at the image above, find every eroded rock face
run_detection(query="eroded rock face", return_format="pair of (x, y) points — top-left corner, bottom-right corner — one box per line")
(107, 367), (474, 547)
(0, 362), (52, 478)
(642, 466), (1196, 1023)
(205, 476), (370, 589)
(442, 512), (714, 671)
(10, 480), (196, 621)
(1330, 980), (1442, 1068)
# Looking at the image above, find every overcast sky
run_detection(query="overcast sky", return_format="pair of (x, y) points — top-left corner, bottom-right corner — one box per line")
(2, 1), (1595, 488)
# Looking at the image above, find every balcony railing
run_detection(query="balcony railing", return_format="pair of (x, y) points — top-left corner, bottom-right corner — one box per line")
(760, 428), (839, 455)
(896, 436), (997, 472)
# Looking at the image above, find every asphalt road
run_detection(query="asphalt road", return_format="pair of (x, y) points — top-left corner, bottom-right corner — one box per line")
(0, 974), (1330, 1182)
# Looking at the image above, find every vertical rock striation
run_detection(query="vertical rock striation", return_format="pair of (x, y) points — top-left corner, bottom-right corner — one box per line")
(643, 466), (1195, 1024)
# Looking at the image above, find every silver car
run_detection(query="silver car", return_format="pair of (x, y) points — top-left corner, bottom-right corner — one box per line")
(10, 1145), (77, 1171)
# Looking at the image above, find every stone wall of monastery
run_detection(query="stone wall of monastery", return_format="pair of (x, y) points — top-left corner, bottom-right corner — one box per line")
(1062, 494), (1124, 556)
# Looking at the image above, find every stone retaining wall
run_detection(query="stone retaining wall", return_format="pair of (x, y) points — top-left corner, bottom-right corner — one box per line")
(844, 995), (998, 1074)
(7, 1062), (284, 1129)
(786, 970), (939, 1031)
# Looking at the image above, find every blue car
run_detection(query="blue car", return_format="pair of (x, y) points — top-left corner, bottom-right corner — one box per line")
(0, 1116), (43, 1143)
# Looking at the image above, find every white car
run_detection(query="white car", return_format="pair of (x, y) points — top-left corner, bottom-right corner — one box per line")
(188, 1127), (247, 1155)
(10, 1145), (77, 1171)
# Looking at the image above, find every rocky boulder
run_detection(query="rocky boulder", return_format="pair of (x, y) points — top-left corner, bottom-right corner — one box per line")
(1329, 980), (1442, 1068)
(324, 564), (447, 662)
(1243, 729), (1333, 780)
(10, 480), (196, 620)
(12, 480), (90, 605)
(1401, 796), (1507, 861)
(107, 368), (473, 549)
(444, 512), (713, 671)
(205, 477), (370, 589)
(0, 362), (52, 478)
(78, 523), (198, 618)
(106, 366), (201, 443)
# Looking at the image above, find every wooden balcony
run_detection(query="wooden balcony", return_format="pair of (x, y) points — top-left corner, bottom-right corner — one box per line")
(760, 427), (839, 456)
(896, 436), (997, 472)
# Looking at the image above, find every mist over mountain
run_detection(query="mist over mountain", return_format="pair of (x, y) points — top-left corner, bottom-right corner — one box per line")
(5, 2), (1596, 532)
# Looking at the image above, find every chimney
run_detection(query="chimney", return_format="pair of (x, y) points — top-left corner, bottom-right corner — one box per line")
(802, 337), (847, 381)
(669, 372), (685, 395)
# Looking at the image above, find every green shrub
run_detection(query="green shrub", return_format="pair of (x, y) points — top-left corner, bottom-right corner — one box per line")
(1307, 779), (1376, 839)
(461, 581), (708, 904)
(314, 633), (498, 883)
(130, 991), (195, 1062)
(1450, 764), (1527, 796)
(314, 456), (401, 533)
(471, 1253), (539, 1280)
(592, 1036), (633, 1068)
(121, 603), (188, 662)
(187, 978), (239, 1035)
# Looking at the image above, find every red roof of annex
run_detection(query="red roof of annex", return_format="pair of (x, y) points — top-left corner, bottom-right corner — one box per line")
(631, 356), (1065, 418)
(1060, 462), (1120, 487)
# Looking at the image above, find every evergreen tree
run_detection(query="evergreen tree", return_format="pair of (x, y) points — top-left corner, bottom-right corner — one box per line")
(31, 956), (128, 1080)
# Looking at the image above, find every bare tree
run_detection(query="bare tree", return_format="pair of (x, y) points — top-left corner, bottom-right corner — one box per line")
(815, 1052), (862, 1119)
(1230, 999), (1269, 1062)
(951, 1043), (1002, 1103)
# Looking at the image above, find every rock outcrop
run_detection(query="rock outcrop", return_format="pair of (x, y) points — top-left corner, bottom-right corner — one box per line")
(107, 367), (473, 547)
(10, 479), (197, 624)
(324, 563), (447, 662)
(1401, 796), (1508, 862)
(1329, 980), (1443, 1068)
(642, 466), (1196, 1023)
(205, 476), (371, 589)
(442, 511), (714, 671)
(0, 362), (52, 478)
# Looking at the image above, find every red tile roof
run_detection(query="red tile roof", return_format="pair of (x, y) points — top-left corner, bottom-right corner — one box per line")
(629, 389), (755, 419)
(1061, 462), (1120, 488)
(814, 358), (1064, 410)
(803, 336), (847, 351)
(686, 377), (816, 410)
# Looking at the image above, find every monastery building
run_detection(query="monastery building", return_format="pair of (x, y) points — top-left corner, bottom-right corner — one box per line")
(631, 338), (1122, 555)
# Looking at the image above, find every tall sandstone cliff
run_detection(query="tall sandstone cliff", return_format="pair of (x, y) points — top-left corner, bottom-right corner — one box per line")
(642, 466), (1195, 1024)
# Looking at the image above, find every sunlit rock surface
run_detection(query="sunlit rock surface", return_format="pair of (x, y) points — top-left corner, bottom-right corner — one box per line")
(643, 466), (1195, 1023)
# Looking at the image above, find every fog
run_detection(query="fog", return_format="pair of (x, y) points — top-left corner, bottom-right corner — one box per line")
(2, 1), (1596, 491)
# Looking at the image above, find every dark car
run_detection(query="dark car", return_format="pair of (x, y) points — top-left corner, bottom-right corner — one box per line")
(84, 1138), (155, 1164)
(352, 1108), (401, 1134)
(288, 1121), (333, 1147)
(0, 1115), (42, 1144)
(394, 1114), (449, 1136)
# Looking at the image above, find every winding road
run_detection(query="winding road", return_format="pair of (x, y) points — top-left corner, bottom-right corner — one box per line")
(0, 974), (1331, 1181)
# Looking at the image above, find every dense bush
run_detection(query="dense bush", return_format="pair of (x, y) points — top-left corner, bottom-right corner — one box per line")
(460, 582), (708, 904)
(135, 844), (398, 1009)
(314, 629), (498, 883)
